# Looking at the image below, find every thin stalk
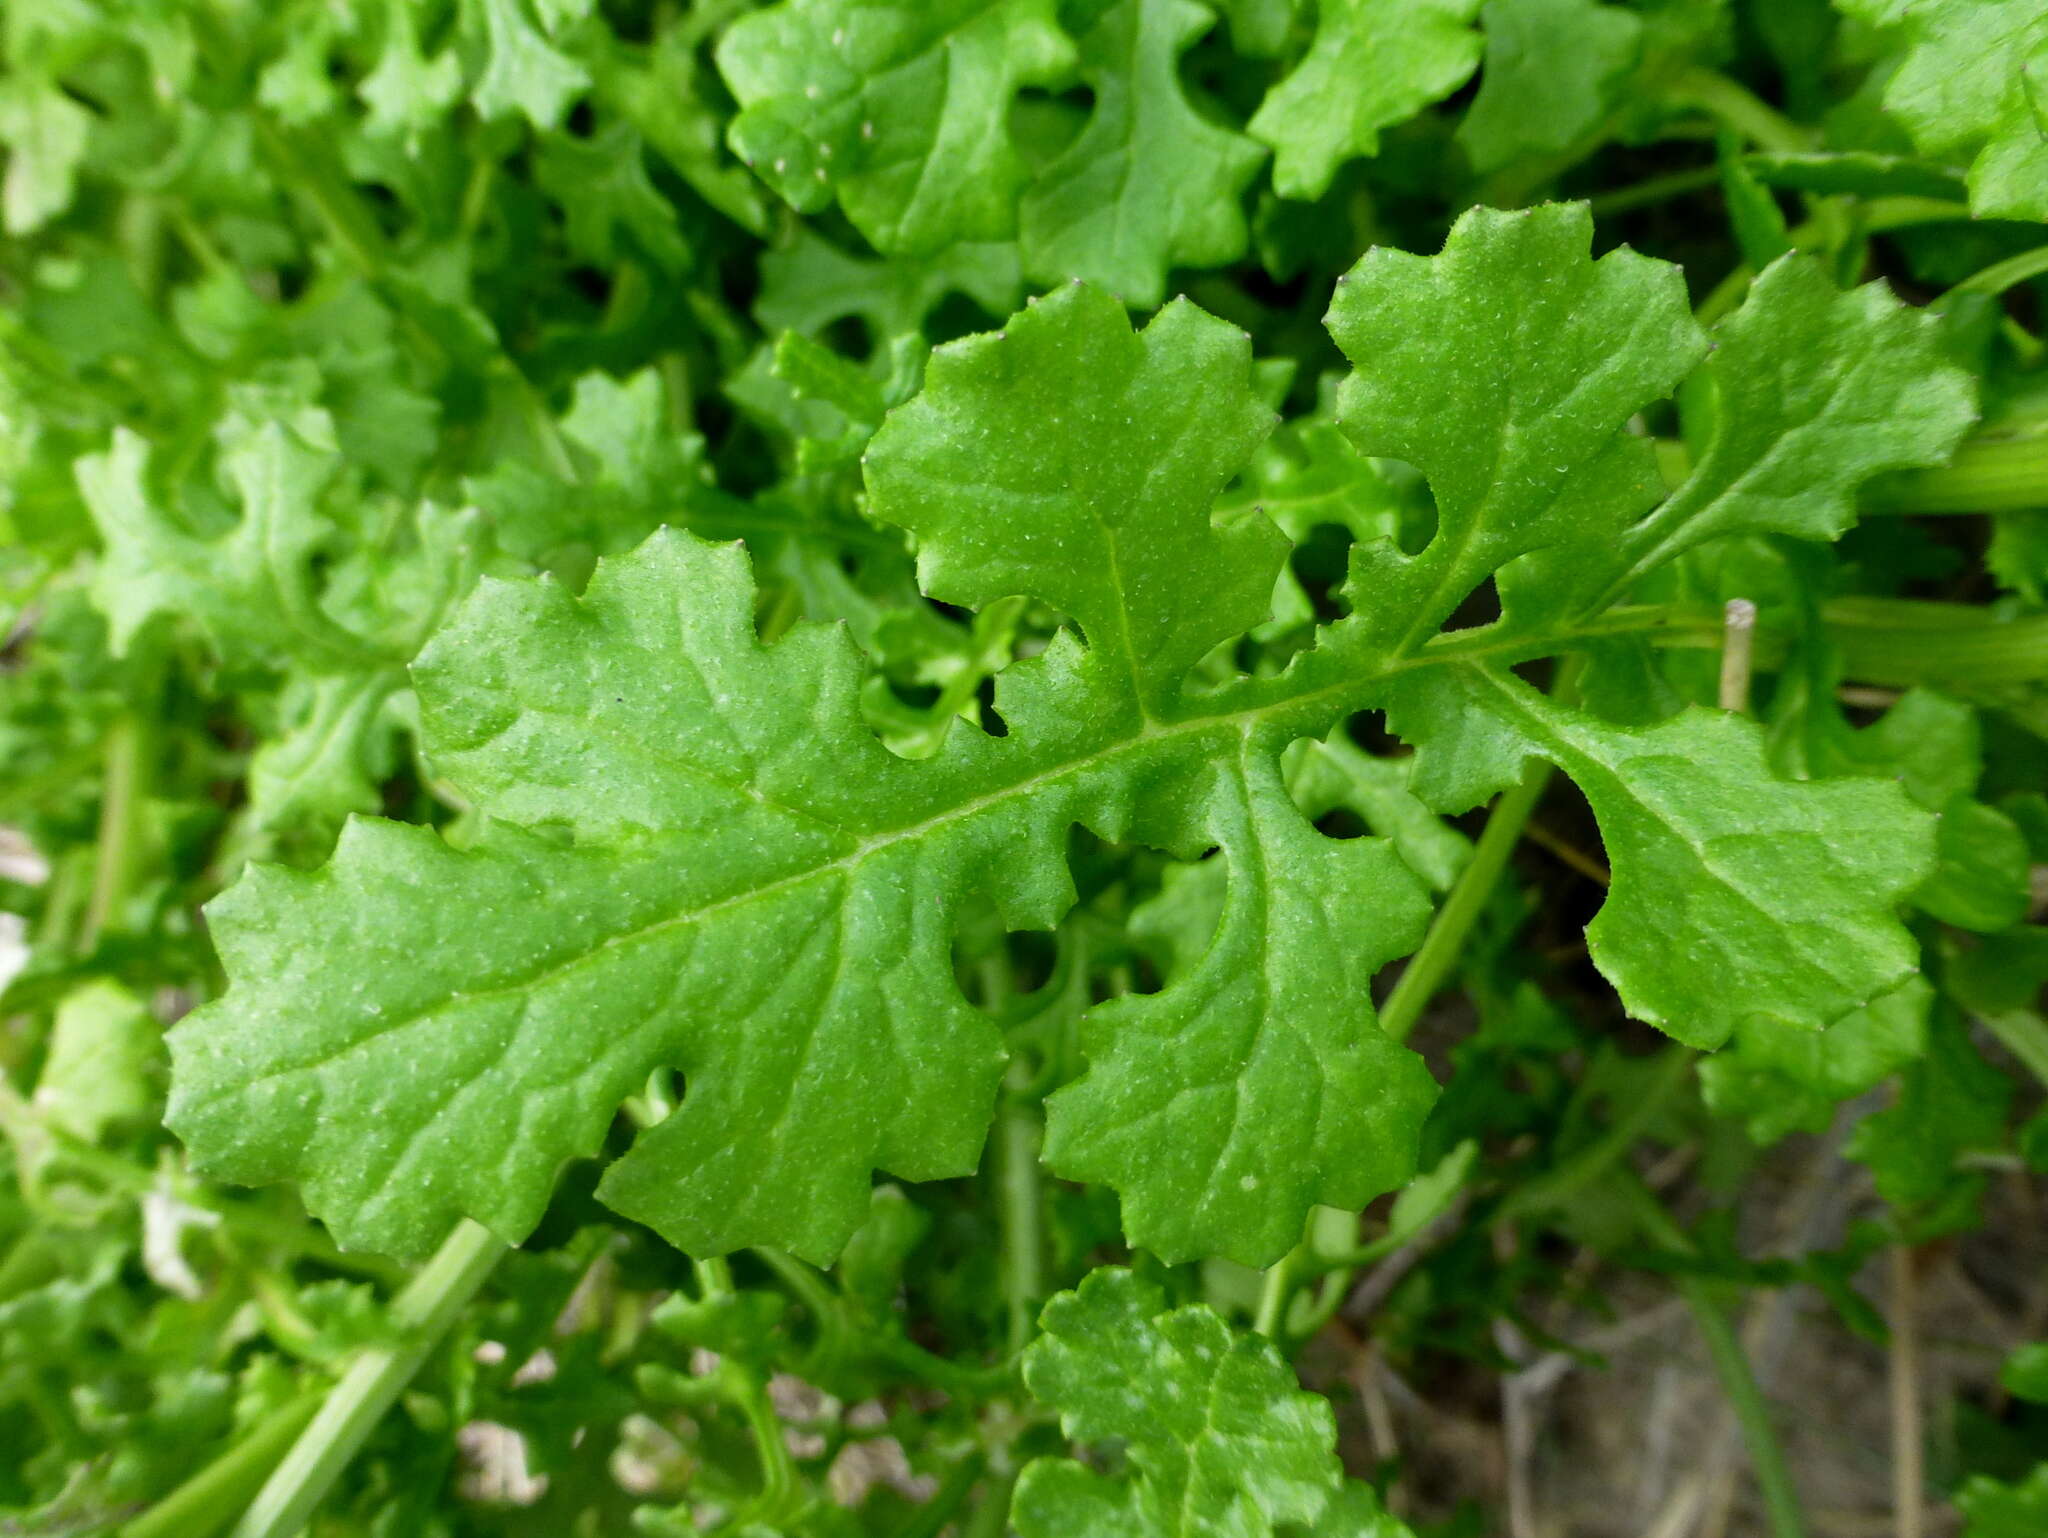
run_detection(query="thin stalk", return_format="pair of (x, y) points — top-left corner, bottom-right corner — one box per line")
(1890, 1244), (1924, 1538)
(1954, 243), (2048, 297)
(123, 1391), (324, 1538)
(1628, 1183), (1807, 1538)
(233, 1220), (508, 1538)
(1824, 599), (2048, 688)
(983, 956), (1046, 1356)
(1666, 69), (1812, 155)
(1378, 764), (1551, 1044)
(1493, 1047), (1696, 1227)
(1719, 599), (1758, 714)
(961, 1468), (1018, 1538)
(892, 1450), (987, 1538)
(82, 714), (147, 950)
(1587, 164), (1722, 218)
(1253, 1246), (1301, 1339)
(1682, 1276), (1808, 1538)
(996, 1062), (1045, 1356)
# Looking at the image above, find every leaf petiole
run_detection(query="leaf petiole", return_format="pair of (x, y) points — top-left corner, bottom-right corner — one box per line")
(231, 1219), (508, 1538)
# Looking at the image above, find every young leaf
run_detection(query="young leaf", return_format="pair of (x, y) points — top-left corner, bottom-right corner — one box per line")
(1250, 0), (1483, 201)
(77, 427), (379, 670)
(1013, 1267), (1364, 1537)
(469, 0), (592, 131)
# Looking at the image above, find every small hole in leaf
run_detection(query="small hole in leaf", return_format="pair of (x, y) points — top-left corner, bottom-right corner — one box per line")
(821, 314), (870, 359)
(1314, 807), (1370, 840)
(1343, 710), (1408, 757)
(1290, 522), (1356, 624)
(1442, 575), (1501, 632)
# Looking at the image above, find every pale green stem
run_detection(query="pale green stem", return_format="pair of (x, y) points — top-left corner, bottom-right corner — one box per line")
(1253, 1246), (1301, 1340)
(1377, 764), (1552, 1046)
(122, 1391), (324, 1538)
(82, 714), (146, 951)
(1954, 244), (2048, 297)
(983, 956), (1045, 1356)
(1493, 1046), (1696, 1227)
(1719, 598), (1758, 715)
(1866, 433), (2048, 515)
(233, 1220), (508, 1538)
(1665, 68), (1812, 155)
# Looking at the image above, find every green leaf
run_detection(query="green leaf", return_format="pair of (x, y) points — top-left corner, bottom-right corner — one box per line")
(1219, 0), (1299, 55)
(1455, 0), (1640, 176)
(1848, 1011), (2011, 1217)
(2002, 1342), (2048, 1404)
(1841, 0), (2048, 222)
(242, 673), (403, 850)
(167, 286), (1440, 1266)
(1608, 255), (1977, 597)
(0, 75), (93, 234)
(1959, 1464), (2048, 1538)
(754, 227), (1021, 341)
(1019, 0), (1266, 306)
(360, 0), (464, 138)
(1387, 668), (1934, 1047)
(468, 0), (591, 132)
(1249, 0), (1483, 201)
(77, 427), (376, 670)
(872, 284), (1281, 716)
(1700, 977), (1930, 1143)
(33, 982), (160, 1145)
(1013, 1267), (1349, 1537)
(534, 121), (691, 271)
(717, 0), (1077, 253)
(1325, 202), (1704, 651)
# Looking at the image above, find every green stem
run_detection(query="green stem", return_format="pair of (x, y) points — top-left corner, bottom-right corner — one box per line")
(232, 1220), (508, 1538)
(123, 1392), (325, 1538)
(1666, 69), (1812, 154)
(1626, 1183), (1807, 1538)
(1253, 1246), (1301, 1339)
(1587, 164), (1723, 218)
(985, 956), (1045, 1356)
(1378, 763), (1551, 1045)
(1954, 243), (2048, 297)
(1823, 598), (2048, 688)
(996, 1065), (1045, 1357)
(962, 1468), (1018, 1538)
(1685, 1276), (1808, 1538)
(1864, 433), (2048, 514)
(893, 1451), (988, 1538)
(82, 714), (147, 951)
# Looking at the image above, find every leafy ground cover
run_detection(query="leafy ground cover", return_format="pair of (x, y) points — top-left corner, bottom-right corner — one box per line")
(3, 1), (2048, 1534)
